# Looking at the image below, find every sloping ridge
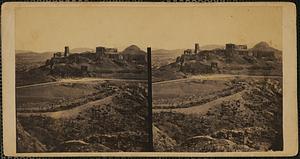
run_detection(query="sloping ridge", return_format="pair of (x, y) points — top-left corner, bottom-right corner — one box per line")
(250, 41), (280, 52)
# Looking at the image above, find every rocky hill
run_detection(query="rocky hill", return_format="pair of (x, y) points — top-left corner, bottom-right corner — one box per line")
(151, 45), (224, 68)
(16, 45), (148, 86)
(152, 42), (282, 82)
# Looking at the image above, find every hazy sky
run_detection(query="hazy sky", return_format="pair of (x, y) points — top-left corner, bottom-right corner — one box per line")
(15, 5), (282, 52)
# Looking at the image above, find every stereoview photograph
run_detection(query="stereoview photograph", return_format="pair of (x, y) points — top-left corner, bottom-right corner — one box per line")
(2, 2), (298, 157)
(14, 7), (150, 152)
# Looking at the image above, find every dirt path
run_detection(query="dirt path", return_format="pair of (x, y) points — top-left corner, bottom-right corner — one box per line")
(153, 78), (190, 85)
(17, 78), (147, 89)
(153, 90), (246, 115)
(153, 74), (282, 85)
(191, 74), (282, 80)
(18, 96), (113, 119)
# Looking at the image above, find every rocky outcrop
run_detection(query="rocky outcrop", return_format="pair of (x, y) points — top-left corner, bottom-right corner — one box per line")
(179, 135), (254, 152)
(17, 121), (47, 152)
(153, 125), (177, 151)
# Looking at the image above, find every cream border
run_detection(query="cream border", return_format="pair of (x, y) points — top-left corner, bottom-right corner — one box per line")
(2, 2), (298, 157)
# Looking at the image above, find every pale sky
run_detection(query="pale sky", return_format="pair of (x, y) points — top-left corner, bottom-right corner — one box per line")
(15, 5), (282, 52)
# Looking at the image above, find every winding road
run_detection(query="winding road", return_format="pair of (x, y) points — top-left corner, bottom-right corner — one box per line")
(17, 74), (281, 88)
(153, 74), (282, 85)
(17, 78), (148, 89)
(153, 89), (246, 115)
(18, 95), (114, 119)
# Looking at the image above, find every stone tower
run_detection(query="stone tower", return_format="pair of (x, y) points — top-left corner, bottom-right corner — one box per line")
(64, 46), (69, 57)
(195, 43), (200, 53)
(225, 43), (235, 57)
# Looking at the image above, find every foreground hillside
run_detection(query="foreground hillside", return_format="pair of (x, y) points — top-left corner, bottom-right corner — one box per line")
(17, 80), (149, 152)
(153, 77), (282, 152)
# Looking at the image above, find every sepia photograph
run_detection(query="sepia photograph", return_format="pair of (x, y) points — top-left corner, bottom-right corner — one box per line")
(14, 6), (150, 152)
(1, 2), (297, 157)
(152, 5), (288, 152)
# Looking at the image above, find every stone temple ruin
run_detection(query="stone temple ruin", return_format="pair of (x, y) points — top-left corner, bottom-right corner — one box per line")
(96, 47), (122, 60)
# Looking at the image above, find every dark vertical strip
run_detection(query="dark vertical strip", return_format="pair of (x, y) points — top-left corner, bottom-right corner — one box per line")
(147, 47), (153, 151)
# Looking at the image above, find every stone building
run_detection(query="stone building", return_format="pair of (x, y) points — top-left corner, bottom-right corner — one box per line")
(184, 49), (193, 55)
(95, 46), (121, 60)
(235, 45), (247, 50)
(225, 43), (236, 57)
(225, 43), (249, 57)
(107, 52), (123, 60)
(96, 47), (106, 57)
(53, 52), (63, 58)
(105, 48), (118, 54)
(64, 46), (70, 57)
(194, 43), (200, 53)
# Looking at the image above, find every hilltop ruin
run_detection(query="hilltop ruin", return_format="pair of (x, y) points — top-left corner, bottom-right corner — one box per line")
(174, 42), (279, 75)
(43, 45), (148, 78)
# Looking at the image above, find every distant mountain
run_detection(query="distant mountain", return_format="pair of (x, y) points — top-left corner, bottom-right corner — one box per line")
(152, 44), (224, 55)
(251, 41), (280, 52)
(15, 51), (53, 59)
(151, 49), (184, 68)
(70, 48), (95, 53)
(16, 50), (54, 55)
(16, 50), (36, 54)
(121, 45), (146, 55)
(250, 41), (282, 58)
(15, 51), (54, 74)
(152, 49), (184, 56)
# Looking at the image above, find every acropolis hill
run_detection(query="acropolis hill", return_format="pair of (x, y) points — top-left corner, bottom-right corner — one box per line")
(16, 45), (149, 86)
(152, 41), (282, 82)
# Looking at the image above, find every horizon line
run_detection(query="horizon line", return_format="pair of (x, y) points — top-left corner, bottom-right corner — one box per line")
(15, 41), (280, 53)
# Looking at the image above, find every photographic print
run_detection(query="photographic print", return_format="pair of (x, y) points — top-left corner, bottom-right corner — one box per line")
(14, 6), (150, 152)
(152, 6), (284, 152)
